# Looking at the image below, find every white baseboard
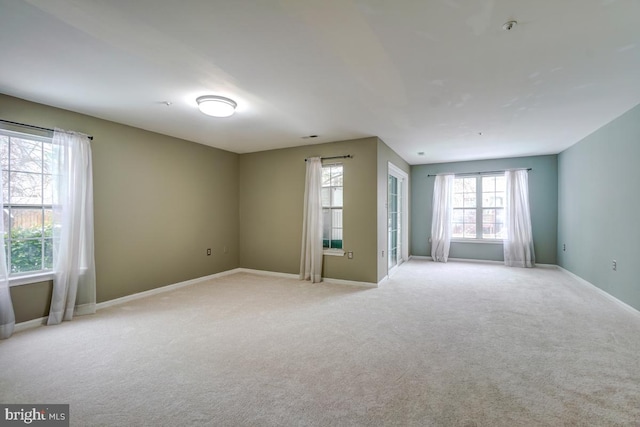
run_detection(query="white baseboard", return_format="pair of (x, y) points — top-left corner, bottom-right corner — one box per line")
(557, 266), (640, 317)
(14, 269), (242, 333)
(95, 268), (242, 311)
(15, 316), (48, 333)
(238, 268), (377, 288)
(449, 257), (503, 265)
(324, 277), (377, 288)
(236, 268), (298, 280)
(408, 255), (555, 269)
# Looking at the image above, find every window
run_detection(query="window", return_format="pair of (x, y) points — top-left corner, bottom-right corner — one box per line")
(452, 175), (505, 240)
(0, 130), (54, 275)
(321, 163), (343, 251)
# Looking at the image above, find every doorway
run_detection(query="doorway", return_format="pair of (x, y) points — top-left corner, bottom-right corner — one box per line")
(388, 163), (409, 274)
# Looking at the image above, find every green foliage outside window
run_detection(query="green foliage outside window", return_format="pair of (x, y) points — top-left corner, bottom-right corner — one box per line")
(6, 224), (53, 273)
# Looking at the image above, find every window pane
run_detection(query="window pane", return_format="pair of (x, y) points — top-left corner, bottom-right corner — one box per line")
(454, 178), (463, 193)
(44, 209), (53, 237)
(483, 209), (495, 223)
(332, 187), (343, 207)
(11, 208), (43, 238)
(463, 178), (476, 193)
(483, 193), (495, 207)
(482, 176), (495, 191)
(321, 188), (330, 207)
(452, 209), (463, 222)
(453, 194), (463, 208)
(1, 208), (8, 240)
(496, 223), (506, 239)
(10, 239), (43, 273)
(463, 209), (476, 223)
(331, 228), (343, 241)
(332, 209), (342, 228)
(44, 238), (53, 269)
(10, 171), (42, 205)
(495, 192), (505, 208)
(464, 224), (476, 238)
(463, 194), (476, 207)
(496, 176), (506, 192)
(1, 171), (7, 204)
(331, 166), (343, 186)
(496, 208), (505, 224)
(322, 168), (331, 187)
(482, 225), (495, 239)
(42, 142), (53, 175)
(43, 174), (54, 205)
(10, 138), (42, 173)
(452, 223), (463, 238)
(322, 208), (331, 248)
(0, 136), (8, 170)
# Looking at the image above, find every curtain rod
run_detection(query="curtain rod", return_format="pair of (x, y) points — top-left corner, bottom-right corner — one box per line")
(0, 119), (94, 140)
(427, 168), (531, 177)
(304, 154), (352, 162)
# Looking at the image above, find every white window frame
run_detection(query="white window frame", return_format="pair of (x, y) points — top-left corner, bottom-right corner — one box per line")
(452, 174), (505, 243)
(322, 163), (345, 256)
(1, 128), (56, 286)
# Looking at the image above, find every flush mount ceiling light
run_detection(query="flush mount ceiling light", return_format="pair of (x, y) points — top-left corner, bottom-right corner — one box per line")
(196, 95), (237, 118)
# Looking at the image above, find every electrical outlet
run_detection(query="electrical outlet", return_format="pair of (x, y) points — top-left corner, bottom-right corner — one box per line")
(207, 248), (211, 256)
(612, 260), (617, 271)
(382, 250), (385, 258)
(347, 251), (353, 259)
(563, 243), (566, 252)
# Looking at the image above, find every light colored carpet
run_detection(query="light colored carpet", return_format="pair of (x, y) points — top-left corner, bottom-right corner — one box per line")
(1, 260), (639, 426)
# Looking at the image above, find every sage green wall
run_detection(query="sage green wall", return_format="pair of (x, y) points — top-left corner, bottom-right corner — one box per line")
(1, 94), (240, 322)
(411, 155), (558, 264)
(238, 137), (378, 283)
(558, 104), (640, 311)
(377, 139), (410, 282)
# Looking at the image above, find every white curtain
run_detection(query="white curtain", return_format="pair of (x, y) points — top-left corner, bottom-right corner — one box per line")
(300, 157), (323, 283)
(0, 172), (15, 339)
(504, 169), (535, 268)
(47, 129), (96, 325)
(431, 174), (454, 262)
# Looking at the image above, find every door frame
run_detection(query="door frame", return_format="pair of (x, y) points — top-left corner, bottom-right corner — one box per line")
(388, 162), (409, 274)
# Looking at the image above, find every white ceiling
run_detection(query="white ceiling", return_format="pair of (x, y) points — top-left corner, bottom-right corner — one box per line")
(0, 0), (638, 165)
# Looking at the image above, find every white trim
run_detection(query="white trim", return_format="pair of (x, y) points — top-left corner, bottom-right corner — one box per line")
(14, 316), (48, 333)
(408, 256), (555, 269)
(535, 263), (557, 269)
(324, 277), (377, 288)
(323, 249), (345, 257)
(449, 257), (503, 265)
(236, 268), (298, 280)
(15, 269), (243, 333)
(557, 267), (640, 317)
(9, 272), (55, 287)
(239, 268), (377, 288)
(387, 162), (410, 274)
(95, 269), (241, 310)
(450, 239), (504, 245)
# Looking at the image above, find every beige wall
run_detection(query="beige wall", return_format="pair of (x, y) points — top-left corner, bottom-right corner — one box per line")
(1, 94), (240, 321)
(376, 139), (410, 282)
(239, 138), (379, 283)
(2, 94), (409, 324)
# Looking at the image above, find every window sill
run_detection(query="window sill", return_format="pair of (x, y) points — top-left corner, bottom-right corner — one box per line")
(323, 249), (345, 257)
(9, 271), (55, 287)
(451, 239), (504, 245)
